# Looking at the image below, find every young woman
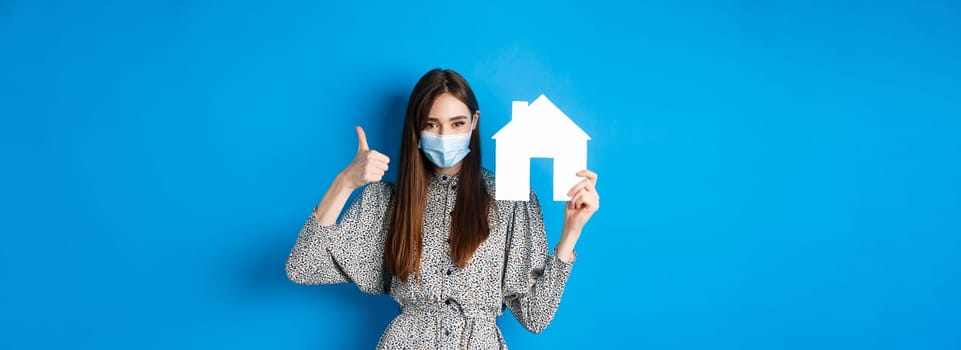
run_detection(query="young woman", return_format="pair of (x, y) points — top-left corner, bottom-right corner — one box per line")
(286, 69), (600, 349)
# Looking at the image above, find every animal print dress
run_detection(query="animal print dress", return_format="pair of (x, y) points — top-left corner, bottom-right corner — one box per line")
(286, 169), (575, 349)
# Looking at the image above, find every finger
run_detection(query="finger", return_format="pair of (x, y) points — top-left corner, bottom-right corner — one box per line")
(570, 191), (587, 210)
(370, 160), (389, 172)
(577, 169), (597, 187)
(366, 172), (385, 183)
(580, 191), (594, 208)
(368, 150), (390, 164)
(365, 159), (388, 173)
(364, 168), (386, 182)
(356, 126), (369, 152)
(367, 155), (389, 170)
(567, 187), (588, 207)
(567, 188), (584, 206)
(580, 192), (598, 211)
(566, 194), (577, 210)
(576, 169), (598, 186)
(567, 178), (592, 197)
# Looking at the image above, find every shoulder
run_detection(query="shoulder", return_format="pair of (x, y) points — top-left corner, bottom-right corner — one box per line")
(481, 167), (496, 195)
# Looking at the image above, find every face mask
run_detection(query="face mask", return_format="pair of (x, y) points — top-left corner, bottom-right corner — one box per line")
(418, 129), (472, 169)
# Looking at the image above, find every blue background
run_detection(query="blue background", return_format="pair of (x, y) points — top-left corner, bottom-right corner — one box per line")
(2, 1), (960, 349)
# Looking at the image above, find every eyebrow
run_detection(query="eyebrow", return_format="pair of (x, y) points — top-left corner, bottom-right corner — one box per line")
(427, 115), (470, 122)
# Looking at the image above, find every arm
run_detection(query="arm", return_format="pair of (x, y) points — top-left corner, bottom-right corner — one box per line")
(502, 190), (575, 334)
(285, 208), (349, 285)
(284, 126), (393, 294)
(556, 169), (600, 262)
(285, 181), (394, 294)
(503, 169), (600, 333)
(314, 125), (390, 225)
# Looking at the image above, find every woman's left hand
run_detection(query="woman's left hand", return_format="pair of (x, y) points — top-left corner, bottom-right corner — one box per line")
(563, 169), (600, 232)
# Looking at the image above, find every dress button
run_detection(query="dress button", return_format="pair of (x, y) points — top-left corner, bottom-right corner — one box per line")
(445, 298), (451, 305)
(451, 184), (457, 190)
(446, 269), (452, 275)
(445, 329), (450, 336)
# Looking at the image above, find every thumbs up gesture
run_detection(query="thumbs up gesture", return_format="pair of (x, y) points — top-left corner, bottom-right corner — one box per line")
(340, 126), (390, 190)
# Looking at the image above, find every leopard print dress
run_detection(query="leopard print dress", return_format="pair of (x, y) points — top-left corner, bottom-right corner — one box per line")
(286, 169), (575, 349)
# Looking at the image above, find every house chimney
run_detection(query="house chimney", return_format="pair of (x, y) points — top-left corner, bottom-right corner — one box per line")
(512, 101), (528, 120)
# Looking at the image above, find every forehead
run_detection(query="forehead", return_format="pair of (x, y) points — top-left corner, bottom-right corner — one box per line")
(427, 93), (471, 121)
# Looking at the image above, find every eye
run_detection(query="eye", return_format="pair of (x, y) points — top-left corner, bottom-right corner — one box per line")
(425, 122), (438, 129)
(453, 121), (466, 128)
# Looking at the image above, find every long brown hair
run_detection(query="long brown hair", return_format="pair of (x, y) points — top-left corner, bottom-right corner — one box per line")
(385, 68), (491, 283)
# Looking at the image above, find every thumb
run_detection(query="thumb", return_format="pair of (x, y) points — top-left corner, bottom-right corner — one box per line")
(356, 126), (369, 151)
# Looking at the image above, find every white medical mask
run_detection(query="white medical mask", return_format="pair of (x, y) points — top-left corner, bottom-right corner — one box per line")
(418, 129), (472, 168)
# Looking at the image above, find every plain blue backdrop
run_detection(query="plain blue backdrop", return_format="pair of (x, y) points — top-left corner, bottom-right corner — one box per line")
(2, 1), (960, 349)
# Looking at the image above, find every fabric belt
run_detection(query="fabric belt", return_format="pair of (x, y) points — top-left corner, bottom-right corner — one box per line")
(401, 300), (502, 348)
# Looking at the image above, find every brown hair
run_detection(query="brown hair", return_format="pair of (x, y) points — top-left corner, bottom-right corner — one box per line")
(385, 68), (491, 283)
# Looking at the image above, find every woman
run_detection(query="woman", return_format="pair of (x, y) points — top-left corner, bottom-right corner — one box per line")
(286, 68), (600, 349)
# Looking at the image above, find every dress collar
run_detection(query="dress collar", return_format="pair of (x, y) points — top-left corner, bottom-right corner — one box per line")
(430, 170), (461, 185)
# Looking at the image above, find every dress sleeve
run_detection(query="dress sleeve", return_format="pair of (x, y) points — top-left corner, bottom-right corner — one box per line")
(285, 182), (393, 295)
(501, 189), (576, 334)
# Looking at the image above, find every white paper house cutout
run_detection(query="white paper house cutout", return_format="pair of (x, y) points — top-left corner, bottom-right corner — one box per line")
(491, 94), (591, 201)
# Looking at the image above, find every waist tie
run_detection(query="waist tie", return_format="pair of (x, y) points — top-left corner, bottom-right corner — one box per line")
(402, 300), (502, 349)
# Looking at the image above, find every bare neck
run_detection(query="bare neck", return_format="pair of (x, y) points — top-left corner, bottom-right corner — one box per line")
(434, 162), (463, 175)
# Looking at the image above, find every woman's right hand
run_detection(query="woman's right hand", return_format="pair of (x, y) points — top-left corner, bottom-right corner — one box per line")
(339, 126), (390, 190)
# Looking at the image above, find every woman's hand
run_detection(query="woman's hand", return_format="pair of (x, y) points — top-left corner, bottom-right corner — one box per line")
(555, 170), (599, 263)
(315, 126), (390, 225)
(338, 126), (390, 190)
(564, 169), (600, 231)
